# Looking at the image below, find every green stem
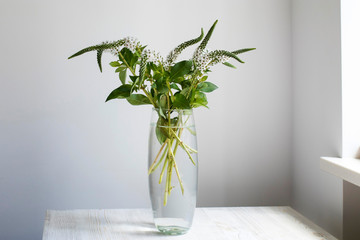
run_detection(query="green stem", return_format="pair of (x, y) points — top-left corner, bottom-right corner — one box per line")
(183, 143), (197, 153)
(118, 51), (157, 107)
(148, 139), (168, 174)
(167, 152), (173, 194)
(164, 142), (173, 205)
(159, 139), (171, 184)
(150, 145), (167, 174)
(118, 52), (136, 75)
(159, 116), (195, 204)
(166, 81), (175, 99)
(172, 128), (184, 155)
(141, 87), (157, 107)
(159, 155), (168, 184)
(170, 129), (197, 165)
(171, 147), (184, 195)
(186, 71), (200, 99)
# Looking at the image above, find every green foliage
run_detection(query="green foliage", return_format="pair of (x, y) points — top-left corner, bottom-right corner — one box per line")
(155, 117), (170, 144)
(119, 48), (138, 69)
(119, 70), (127, 85)
(223, 62), (236, 69)
(192, 91), (208, 108)
(155, 124), (167, 144)
(170, 83), (180, 91)
(173, 93), (191, 109)
(106, 84), (132, 102)
(68, 20), (255, 111)
(110, 61), (121, 67)
(169, 60), (193, 82)
(126, 94), (151, 105)
(197, 82), (218, 93)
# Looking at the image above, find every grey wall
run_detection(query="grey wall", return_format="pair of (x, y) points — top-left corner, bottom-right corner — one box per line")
(0, 0), (292, 239)
(291, 0), (343, 238)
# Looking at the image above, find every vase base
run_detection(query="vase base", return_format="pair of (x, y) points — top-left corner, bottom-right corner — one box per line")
(156, 225), (189, 235)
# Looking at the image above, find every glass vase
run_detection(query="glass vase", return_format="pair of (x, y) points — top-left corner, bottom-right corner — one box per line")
(148, 108), (198, 235)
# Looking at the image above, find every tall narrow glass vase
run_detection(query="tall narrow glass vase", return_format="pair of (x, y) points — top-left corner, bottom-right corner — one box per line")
(148, 108), (198, 235)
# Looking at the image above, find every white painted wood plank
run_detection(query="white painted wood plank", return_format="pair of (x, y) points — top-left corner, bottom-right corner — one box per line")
(42, 207), (337, 240)
(320, 156), (360, 187)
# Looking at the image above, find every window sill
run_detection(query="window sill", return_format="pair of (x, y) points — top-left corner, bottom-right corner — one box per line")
(320, 157), (360, 187)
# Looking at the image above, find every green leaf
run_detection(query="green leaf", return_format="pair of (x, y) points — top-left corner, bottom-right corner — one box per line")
(126, 94), (151, 105)
(159, 94), (167, 109)
(129, 75), (138, 82)
(119, 70), (127, 84)
(149, 62), (159, 72)
(97, 50), (104, 72)
(173, 76), (185, 84)
(150, 88), (156, 98)
(180, 80), (191, 89)
(156, 78), (169, 94)
(192, 91), (208, 108)
(199, 76), (208, 82)
(158, 95), (167, 119)
(153, 72), (162, 80)
(110, 61), (121, 67)
(180, 87), (191, 97)
(173, 93), (191, 109)
(120, 48), (134, 66)
(155, 117), (169, 144)
(223, 62), (236, 69)
(170, 83), (180, 91)
(115, 65), (127, 72)
(130, 55), (139, 68)
(129, 75), (139, 92)
(170, 60), (193, 81)
(156, 125), (167, 144)
(197, 82), (218, 93)
(105, 84), (132, 102)
(232, 48), (256, 55)
(158, 107), (166, 119)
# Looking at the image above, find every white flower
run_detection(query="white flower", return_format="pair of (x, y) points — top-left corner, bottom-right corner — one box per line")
(109, 46), (120, 55)
(194, 50), (211, 71)
(142, 49), (164, 65)
(208, 50), (230, 66)
(209, 55), (230, 66)
(122, 36), (139, 53)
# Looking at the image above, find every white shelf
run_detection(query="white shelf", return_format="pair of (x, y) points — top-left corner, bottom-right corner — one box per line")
(320, 157), (360, 186)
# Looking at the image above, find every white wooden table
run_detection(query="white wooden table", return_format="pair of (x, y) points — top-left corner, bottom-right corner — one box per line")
(42, 207), (337, 240)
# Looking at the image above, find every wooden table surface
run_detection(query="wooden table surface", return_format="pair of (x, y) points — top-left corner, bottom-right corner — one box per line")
(42, 207), (337, 240)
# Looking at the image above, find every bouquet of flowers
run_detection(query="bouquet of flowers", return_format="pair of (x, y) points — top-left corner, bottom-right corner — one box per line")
(69, 20), (254, 205)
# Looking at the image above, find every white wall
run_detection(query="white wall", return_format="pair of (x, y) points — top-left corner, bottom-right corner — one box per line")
(341, 1), (360, 239)
(341, 0), (360, 158)
(291, 0), (342, 238)
(0, 0), (292, 239)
